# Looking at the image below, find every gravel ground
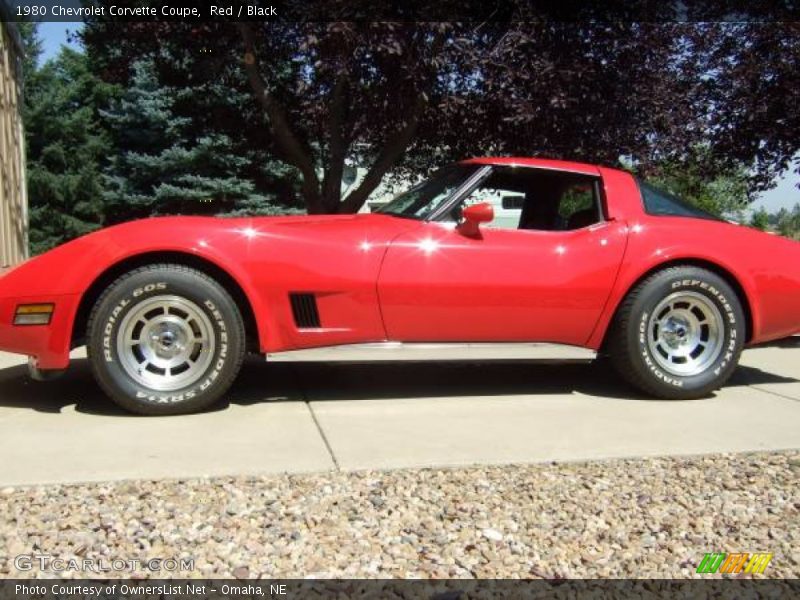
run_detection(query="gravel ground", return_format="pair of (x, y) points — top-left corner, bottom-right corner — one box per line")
(1, 451), (798, 579)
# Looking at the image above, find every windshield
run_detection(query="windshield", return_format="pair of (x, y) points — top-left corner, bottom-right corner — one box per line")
(378, 164), (480, 219)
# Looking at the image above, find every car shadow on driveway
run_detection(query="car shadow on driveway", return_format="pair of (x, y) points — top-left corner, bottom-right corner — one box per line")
(275, 361), (800, 404)
(0, 357), (299, 416)
(0, 357), (796, 416)
(752, 336), (800, 349)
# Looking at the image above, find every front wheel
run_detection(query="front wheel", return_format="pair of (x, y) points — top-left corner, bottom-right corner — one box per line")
(87, 264), (246, 415)
(608, 266), (745, 399)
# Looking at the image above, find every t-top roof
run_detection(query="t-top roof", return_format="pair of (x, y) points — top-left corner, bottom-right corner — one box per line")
(461, 156), (603, 176)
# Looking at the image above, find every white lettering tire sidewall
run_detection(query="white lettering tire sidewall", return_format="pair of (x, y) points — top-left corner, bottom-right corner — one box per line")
(633, 276), (745, 393)
(88, 266), (245, 414)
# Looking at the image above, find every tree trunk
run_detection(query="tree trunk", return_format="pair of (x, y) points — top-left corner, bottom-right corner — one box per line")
(321, 77), (348, 213)
(238, 25), (431, 215)
(237, 23), (323, 213)
(338, 95), (427, 214)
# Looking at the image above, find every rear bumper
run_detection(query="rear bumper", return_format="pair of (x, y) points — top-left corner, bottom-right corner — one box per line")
(0, 293), (80, 370)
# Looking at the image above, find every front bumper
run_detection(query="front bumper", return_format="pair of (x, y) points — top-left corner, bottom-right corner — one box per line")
(0, 293), (80, 370)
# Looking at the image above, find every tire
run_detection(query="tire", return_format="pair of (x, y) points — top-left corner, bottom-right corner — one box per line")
(608, 266), (745, 399)
(87, 264), (246, 415)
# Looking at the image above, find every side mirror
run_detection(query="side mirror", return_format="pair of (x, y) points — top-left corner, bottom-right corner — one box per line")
(457, 202), (494, 237)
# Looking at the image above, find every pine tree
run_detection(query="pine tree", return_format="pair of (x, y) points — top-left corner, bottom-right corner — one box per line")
(16, 22), (41, 81)
(102, 60), (290, 223)
(24, 47), (116, 254)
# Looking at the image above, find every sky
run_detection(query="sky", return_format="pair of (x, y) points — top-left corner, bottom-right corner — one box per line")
(37, 24), (799, 213)
(38, 21), (82, 62)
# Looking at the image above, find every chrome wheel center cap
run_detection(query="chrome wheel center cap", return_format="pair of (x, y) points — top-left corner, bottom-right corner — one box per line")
(662, 318), (690, 348)
(150, 324), (184, 357)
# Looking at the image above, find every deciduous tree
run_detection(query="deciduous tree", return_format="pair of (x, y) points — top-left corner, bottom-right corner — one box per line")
(80, 11), (800, 214)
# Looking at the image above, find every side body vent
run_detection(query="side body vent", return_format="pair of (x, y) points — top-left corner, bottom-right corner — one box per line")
(289, 293), (321, 328)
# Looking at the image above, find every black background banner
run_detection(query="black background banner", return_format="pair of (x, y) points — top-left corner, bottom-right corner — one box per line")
(3, 0), (800, 23)
(1, 579), (799, 600)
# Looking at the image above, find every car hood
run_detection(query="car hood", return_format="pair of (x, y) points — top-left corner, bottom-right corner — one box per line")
(0, 213), (418, 298)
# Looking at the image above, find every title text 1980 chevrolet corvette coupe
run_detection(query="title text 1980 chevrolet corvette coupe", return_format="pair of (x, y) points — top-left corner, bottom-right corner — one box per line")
(1, 157), (799, 414)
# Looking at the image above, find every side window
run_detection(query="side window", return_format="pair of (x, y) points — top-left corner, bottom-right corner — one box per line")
(458, 186), (524, 230)
(638, 180), (721, 221)
(441, 166), (603, 231)
(557, 184), (600, 230)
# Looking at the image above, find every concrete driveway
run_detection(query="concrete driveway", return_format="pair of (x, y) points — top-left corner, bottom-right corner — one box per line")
(0, 339), (798, 486)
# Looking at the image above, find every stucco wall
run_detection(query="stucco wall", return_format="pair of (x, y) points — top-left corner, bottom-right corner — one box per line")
(0, 19), (28, 268)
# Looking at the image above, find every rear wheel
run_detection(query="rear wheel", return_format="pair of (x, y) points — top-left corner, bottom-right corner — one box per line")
(87, 264), (246, 415)
(608, 266), (745, 399)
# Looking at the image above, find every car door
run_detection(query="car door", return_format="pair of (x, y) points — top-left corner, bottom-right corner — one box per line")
(376, 168), (629, 346)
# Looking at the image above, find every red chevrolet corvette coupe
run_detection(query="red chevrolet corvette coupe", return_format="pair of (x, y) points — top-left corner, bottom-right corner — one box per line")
(1, 157), (799, 414)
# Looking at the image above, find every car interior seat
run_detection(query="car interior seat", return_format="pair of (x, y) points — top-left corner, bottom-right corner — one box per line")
(519, 184), (561, 230)
(566, 208), (598, 230)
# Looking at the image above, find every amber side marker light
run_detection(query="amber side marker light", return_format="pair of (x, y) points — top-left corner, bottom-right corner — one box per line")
(14, 304), (54, 325)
